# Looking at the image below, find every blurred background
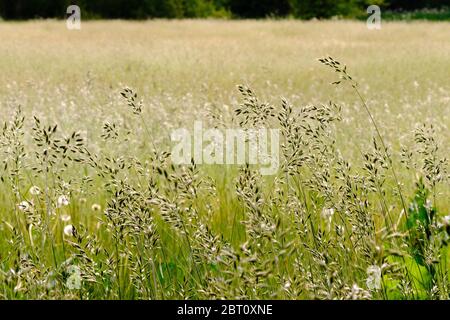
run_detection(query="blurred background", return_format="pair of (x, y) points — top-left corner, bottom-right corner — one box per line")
(0, 0), (449, 20)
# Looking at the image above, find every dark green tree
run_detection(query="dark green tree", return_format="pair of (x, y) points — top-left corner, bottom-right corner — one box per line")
(228, 0), (291, 18)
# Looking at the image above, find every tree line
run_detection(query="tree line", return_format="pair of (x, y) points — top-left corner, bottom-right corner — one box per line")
(0, 0), (449, 20)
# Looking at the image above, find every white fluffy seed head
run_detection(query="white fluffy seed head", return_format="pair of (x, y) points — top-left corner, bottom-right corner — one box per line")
(61, 214), (71, 222)
(18, 201), (30, 212)
(29, 186), (41, 195)
(57, 195), (70, 207)
(366, 265), (382, 290)
(64, 224), (74, 236)
(91, 204), (101, 211)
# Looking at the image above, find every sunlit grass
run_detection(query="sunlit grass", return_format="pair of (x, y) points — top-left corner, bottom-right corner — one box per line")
(0, 20), (448, 300)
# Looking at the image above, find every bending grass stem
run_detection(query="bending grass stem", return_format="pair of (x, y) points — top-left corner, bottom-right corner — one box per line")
(353, 86), (408, 219)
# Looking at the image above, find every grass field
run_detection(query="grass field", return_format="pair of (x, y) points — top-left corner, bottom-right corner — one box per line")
(0, 20), (449, 299)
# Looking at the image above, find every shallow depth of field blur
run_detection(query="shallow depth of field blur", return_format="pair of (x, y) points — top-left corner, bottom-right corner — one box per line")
(0, 20), (448, 299)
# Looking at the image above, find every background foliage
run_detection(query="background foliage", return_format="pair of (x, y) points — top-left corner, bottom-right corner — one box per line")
(0, 0), (449, 19)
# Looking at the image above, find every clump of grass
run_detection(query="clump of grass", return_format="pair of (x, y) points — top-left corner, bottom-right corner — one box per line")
(0, 57), (448, 300)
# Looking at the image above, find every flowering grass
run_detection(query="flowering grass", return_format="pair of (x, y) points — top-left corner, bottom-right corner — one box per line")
(0, 20), (448, 300)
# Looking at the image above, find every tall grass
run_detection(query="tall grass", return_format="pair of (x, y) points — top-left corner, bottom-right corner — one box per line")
(0, 49), (448, 299)
(0, 21), (449, 300)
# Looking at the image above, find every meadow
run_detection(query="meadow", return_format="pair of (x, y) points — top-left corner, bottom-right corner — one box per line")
(0, 20), (448, 299)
